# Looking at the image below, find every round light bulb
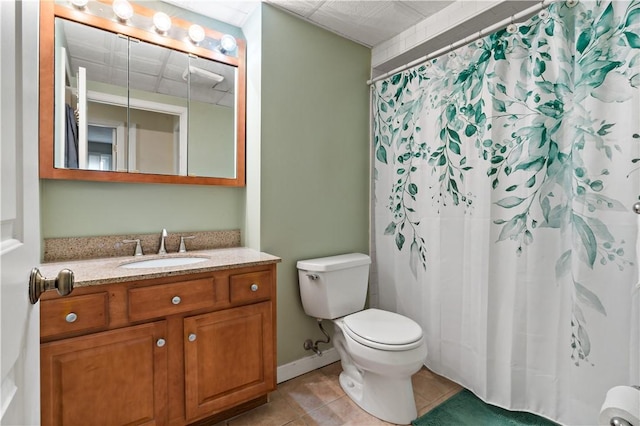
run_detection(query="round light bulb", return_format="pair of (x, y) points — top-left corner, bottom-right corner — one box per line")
(153, 12), (171, 33)
(113, 0), (133, 21)
(219, 34), (237, 54)
(188, 24), (205, 44)
(70, 0), (88, 8)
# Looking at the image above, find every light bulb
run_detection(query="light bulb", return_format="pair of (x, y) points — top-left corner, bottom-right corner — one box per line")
(70, 0), (88, 9)
(113, 0), (133, 21)
(219, 34), (237, 54)
(153, 12), (171, 33)
(188, 24), (205, 44)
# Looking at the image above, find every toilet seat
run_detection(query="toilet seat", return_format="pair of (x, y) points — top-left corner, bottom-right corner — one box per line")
(342, 309), (424, 351)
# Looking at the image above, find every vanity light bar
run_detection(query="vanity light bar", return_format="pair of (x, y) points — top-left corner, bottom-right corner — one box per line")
(61, 0), (239, 60)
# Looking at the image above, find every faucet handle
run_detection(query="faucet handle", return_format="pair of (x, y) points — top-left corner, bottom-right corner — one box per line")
(178, 236), (195, 253)
(123, 239), (143, 256)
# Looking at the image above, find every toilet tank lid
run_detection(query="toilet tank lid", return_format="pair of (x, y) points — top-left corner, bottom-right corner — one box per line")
(297, 253), (371, 272)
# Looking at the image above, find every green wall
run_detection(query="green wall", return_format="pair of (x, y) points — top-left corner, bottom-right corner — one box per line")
(259, 5), (371, 365)
(40, 180), (243, 238)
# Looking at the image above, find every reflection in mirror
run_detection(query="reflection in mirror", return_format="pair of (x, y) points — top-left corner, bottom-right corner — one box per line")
(54, 18), (128, 171)
(129, 39), (189, 176)
(53, 17), (238, 179)
(187, 56), (236, 178)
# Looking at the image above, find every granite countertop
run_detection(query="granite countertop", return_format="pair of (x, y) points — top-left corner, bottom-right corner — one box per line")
(39, 247), (281, 288)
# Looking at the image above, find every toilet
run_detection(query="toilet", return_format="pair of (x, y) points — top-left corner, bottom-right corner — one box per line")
(297, 253), (427, 425)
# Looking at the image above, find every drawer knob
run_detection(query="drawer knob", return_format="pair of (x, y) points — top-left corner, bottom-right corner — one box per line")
(250, 284), (259, 292)
(188, 333), (197, 342)
(171, 296), (181, 305)
(156, 338), (166, 347)
(65, 312), (78, 323)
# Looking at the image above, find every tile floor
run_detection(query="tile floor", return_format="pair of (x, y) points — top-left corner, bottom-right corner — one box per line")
(220, 362), (462, 426)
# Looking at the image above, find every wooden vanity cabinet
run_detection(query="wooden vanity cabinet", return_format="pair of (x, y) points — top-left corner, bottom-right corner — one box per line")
(39, 263), (277, 426)
(40, 321), (168, 426)
(184, 302), (274, 420)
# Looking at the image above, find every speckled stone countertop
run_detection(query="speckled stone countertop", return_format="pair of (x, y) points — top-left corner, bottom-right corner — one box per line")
(39, 247), (281, 288)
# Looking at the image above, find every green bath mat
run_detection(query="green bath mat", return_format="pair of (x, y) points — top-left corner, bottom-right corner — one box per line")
(412, 389), (559, 426)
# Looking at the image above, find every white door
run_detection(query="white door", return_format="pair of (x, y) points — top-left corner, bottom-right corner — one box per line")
(1, 1), (42, 424)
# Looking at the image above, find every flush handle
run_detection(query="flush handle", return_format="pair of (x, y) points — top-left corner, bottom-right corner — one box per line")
(306, 273), (319, 280)
(28, 268), (74, 304)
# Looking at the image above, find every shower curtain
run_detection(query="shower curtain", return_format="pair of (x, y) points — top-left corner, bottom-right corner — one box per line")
(372, 1), (640, 424)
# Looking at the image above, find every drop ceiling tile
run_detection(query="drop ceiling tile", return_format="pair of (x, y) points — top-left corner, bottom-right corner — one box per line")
(308, 1), (429, 46)
(164, 0), (261, 27)
(128, 72), (159, 93)
(266, 1), (325, 19)
(157, 78), (189, 99)
(399, 1), (451, 17)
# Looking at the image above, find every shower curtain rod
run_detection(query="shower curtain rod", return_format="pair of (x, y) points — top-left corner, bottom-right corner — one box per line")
(367, 0), (558, 86)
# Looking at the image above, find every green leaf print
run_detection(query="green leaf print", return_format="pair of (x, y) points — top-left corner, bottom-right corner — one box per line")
(373, 0), (638, 365)
(625, 31), (640, 48)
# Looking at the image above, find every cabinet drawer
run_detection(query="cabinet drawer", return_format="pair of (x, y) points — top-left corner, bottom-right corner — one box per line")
(230, 271), (271, 304)
(41, 292), (108, 339)
(128, 278), (215, 322)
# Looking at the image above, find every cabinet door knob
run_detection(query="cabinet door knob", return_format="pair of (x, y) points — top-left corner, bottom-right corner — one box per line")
(156, 338), (166, 347)
(171, 296), (181, 305)
(65, 312), (77, 323)
(250, 284), (258, 292)
(188, 333), (197, 342)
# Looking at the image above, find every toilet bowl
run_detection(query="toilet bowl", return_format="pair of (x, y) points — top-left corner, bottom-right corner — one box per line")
(332, 309), (428, 425)
(296, 253), (428, 425)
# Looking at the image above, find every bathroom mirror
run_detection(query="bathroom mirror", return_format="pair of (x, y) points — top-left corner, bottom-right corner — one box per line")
(39, 1), (246, 186)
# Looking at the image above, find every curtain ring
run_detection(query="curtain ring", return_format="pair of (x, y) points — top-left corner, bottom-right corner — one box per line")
(506, 16), (518, 34)
(447, 44), (456, 59)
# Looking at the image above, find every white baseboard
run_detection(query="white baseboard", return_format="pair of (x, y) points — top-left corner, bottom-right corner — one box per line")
(277, 348), (341, 384)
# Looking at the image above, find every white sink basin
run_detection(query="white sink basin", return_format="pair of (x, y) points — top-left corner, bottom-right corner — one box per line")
(119, 256), (208, 269)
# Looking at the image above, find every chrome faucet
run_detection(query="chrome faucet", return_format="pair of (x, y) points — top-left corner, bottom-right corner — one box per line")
(178, 236), (195, 253)
(158, 229), (168, 254)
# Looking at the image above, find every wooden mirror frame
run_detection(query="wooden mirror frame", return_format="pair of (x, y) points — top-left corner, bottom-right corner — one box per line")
(39, 0), (246, 186)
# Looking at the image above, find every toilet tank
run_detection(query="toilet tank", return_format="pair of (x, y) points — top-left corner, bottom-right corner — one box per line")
(296, 253), (371, 320)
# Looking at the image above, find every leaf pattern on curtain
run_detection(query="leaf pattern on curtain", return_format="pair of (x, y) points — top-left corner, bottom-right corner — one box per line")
(373, 0), (640, 365)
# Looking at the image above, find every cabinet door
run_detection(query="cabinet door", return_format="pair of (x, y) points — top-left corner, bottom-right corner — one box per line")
(184, 302), (274, 421)
(41, 321), (168, 426)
